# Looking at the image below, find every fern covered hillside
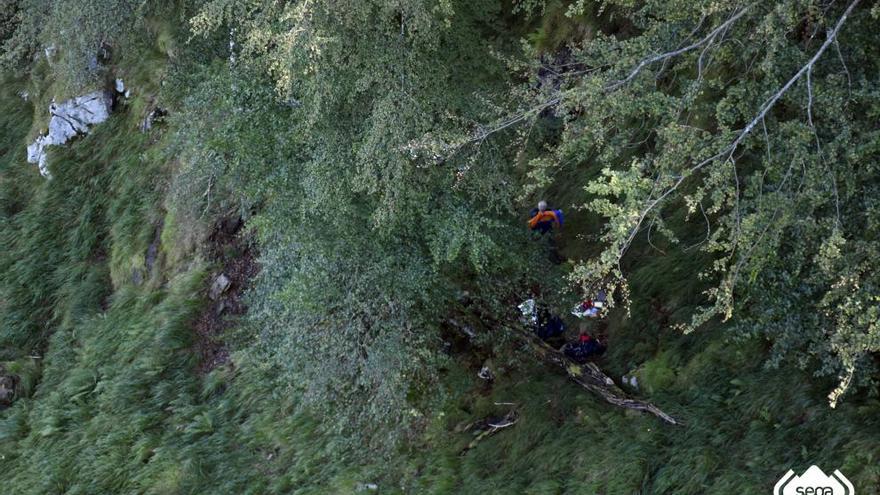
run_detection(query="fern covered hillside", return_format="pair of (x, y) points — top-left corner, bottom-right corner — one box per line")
(3, 0), (880, 493)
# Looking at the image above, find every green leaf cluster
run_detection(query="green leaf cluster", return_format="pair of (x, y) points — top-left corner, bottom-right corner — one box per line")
(515, 0), (880, 402)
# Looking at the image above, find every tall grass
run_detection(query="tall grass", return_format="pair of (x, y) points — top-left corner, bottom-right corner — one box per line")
(0, 78), (373, 494)
(389, 242), (880, 494)
(1, 20), (879, 495)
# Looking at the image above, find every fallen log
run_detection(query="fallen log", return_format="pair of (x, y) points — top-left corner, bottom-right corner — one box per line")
(512, 326), (679, 425)
(447, 314), (679, 425)
(459, 407), (519, 455)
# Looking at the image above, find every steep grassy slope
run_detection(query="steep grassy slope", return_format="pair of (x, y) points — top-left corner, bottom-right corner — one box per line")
(0, 83), (361, 494)
(1, 76), (879, 494)
(395, 252), (880, 494)
(2, 3), (880, 494)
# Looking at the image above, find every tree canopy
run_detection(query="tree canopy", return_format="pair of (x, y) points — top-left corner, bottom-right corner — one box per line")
(2, 0), (879, 461)
(506, 0), (880, 404)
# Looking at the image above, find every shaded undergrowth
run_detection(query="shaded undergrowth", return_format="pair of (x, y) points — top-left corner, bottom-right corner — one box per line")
(1, 7), (880, 493)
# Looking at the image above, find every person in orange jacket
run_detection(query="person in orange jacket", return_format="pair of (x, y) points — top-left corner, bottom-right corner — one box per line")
(528, 201), (563, 233)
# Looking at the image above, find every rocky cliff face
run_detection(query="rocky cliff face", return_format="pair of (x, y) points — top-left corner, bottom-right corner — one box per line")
(26, 90), (114, 177)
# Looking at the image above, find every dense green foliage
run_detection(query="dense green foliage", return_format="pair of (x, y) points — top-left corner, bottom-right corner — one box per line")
(511, 0), (880, 404)
(177, 0), (560, 441)
(1, 0), (880, 493)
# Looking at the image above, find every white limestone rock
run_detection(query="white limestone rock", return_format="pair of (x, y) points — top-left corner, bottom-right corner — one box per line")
(26, 90), (113, 177)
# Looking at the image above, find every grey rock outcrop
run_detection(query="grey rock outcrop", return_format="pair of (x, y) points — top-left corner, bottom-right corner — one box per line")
(26, 90), (113, 177)
(115, 78), (131, 99)
(210, 274), (232, 300)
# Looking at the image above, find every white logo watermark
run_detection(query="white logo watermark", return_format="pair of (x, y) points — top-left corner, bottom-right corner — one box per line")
(774, 466), (854, 495)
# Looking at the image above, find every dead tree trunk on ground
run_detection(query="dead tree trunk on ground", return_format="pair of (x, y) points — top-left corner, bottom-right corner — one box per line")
(512, 327), (679, 425)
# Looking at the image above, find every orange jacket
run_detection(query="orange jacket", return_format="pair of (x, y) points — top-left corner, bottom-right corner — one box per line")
(528, 210), (560, 230)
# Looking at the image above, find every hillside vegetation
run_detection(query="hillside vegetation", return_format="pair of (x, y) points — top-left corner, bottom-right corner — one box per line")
(1, 1), (880, 493)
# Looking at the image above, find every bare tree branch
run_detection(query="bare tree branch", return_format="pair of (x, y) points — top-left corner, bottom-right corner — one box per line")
(683, 201), (712, 251)
(728, 159), (799, 303)
(807, 66), (815, 127)
(615, 0), (861, 261)
(806, 57), (843, 229)
(441, 96), (561, 161)
(606, 5), (752, 92)
(657, 14), (707, 78)
(511, 324), (679, 425)
(443, 5), (752, 161)
(459, 408), (520, 455)
(833, 37), (852, 92)
(646, 216), (667, 255)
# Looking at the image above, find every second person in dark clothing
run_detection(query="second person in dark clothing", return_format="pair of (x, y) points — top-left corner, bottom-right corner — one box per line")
(562, 333), (606, 363)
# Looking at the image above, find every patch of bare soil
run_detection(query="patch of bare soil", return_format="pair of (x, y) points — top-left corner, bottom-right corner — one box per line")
(192, 215), (260, 374)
